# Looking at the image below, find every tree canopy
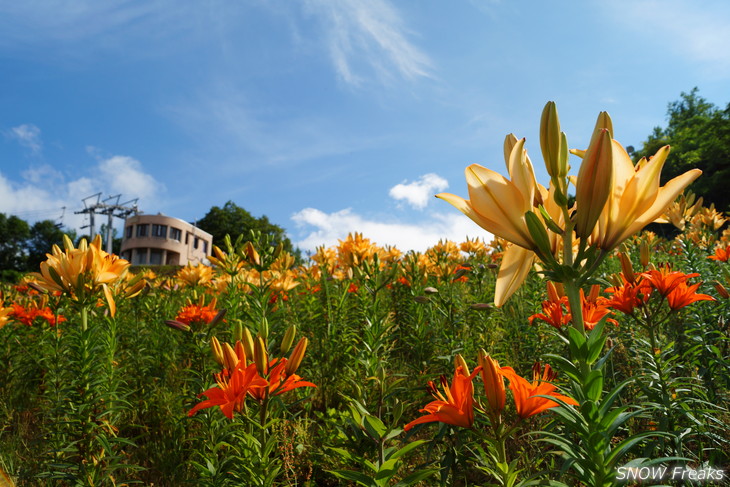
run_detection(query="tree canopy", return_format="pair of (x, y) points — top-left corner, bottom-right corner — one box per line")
(0, 214), (75, 280)
(634, 88), (730, 212)
(196, 201), (296, 255)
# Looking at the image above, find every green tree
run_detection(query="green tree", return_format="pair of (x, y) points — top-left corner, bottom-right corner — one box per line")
(634, 88), (730, 212)
(0, 213), (30, 279)
(26, 220), (77, 271)
(196, 201), (297, 255)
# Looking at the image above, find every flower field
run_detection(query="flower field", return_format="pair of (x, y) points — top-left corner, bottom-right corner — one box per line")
(1, 105), (729, 486)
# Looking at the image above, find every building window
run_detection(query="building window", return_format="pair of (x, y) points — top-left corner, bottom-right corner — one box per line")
(152, 224), (167, 238)
(136, 224), (149, 237)
(203, 241), (208, 253)
(194, 237), (199, 249)
(185, 233), (190, 244)
(125, 226), (133, 239)
(170, 227), (182, 241)
(150, 249), (163, 265)
(133, 250), (147, 265)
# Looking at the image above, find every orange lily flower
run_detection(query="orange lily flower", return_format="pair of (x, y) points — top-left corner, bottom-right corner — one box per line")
(666, 282), (715, 310)
(641, 267), (699, 297)
(405, 366), (480, 431)
(529, 282), (570, 329)
(175, 303), (219, 326)
(708, 245), (730, 262)
(188, 363), (268, 419)
(499, 363), (578, 419)
(247, 358), (316, 403)
(605, 276), (651, 315)
(574, 286), (618, 330)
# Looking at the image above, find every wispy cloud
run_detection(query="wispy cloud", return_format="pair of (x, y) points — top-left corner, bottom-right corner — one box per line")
(389, 173), (448, 210)
(171, 82), (382, 167)
(292, 207), (482, 252)
(6, 124), (42, 154)
(304, 0), (433, 87)
(607, 0), (730, 77)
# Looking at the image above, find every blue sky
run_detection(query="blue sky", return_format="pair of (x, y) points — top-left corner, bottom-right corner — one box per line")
(2, 0), (729, 253)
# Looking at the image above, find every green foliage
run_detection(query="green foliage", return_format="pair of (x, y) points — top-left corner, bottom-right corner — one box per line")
(0, 213), (30, 276)
(634, 88), (730, 212)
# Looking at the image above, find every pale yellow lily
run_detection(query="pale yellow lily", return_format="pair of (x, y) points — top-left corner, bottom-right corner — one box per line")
(438, 137), (539, 252)
(439, 137), (548, 306)
(573, 140), (701, 251)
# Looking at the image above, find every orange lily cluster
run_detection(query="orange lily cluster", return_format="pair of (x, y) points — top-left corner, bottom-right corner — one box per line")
(529, 283), (617, 331)
(175, 299), (220, 326)
(606, 266), (715, 313)
(189, 336), (315, 420)
(8, 303), (66, 327)
(405, 353), (577, 431)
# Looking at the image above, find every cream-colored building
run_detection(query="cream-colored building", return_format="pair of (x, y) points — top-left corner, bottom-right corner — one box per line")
(120, 214), (213, 266)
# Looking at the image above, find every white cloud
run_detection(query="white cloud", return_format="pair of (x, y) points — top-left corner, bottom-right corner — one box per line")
(6, 124), (42, 154)
(292, 207), (485, 253)
(98, 155), (160, 198)
(304, 0), (433, 86)
(389, 173), (448, 209)
(0, 154), (163, 235)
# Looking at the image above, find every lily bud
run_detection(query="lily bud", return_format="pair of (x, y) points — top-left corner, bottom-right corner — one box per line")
(235, 340), (247, 366)
(713, 281), (730, 299)
(540, 101), (568, 178)
(640, 240), (650, 269)
(618, 252), (636, 284)
(210, 336), (224, 367)
(454, 354), (470, 376)
(575, 127), (613, 238)
(285, 337), (308, 376)
(164, 320), (190, 333)
(233, 321), (243, 342)
(280, 325), (297, 355)
(223, 342), (239, 371)
(478, 350), (505, 413)
(254, 336), (268, 376)
(244, 241), (261, 267)
(241, 327), (255, 360)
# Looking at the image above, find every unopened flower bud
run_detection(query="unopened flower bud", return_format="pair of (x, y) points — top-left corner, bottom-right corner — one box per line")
(280, 325), (297, 355)
(223, 342), (239, 371)
(235, 340), (247, 366)
(285, 337), (308, 376)
(640, 240), (650, 269)
(164, 320), (191, 333)
(242, 327), (255, 360)
(478, 350), (505, 413)
(618, 252), (635, 284)
(254, 336), (268, 376)
(714, 281), (730, 299)
(210, 336), (225, 366)
(454, 354), (470, 376)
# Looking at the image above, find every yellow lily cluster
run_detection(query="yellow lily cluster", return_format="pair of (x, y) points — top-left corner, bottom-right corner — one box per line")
(31, 235), (140, 316)
(438, 102), (702, 306)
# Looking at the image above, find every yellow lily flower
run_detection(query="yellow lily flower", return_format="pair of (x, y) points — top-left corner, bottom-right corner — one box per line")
(437, 137), (539, 252)
(31, 235), (131, 315)
(574, 139), (701, 251)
